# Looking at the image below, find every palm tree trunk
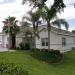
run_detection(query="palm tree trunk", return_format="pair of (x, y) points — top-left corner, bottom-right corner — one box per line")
(33, 23), (36, 50)
(11, 34), (16, 49)
(48, 29), (50, 50)
(8, 34), (12, 49)
(47, 22), (51, 50)
(34, 36), (36, 49)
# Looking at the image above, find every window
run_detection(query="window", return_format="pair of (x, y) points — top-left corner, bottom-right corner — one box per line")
(62, 37), (66, 47)
(41, 38), (48, 46)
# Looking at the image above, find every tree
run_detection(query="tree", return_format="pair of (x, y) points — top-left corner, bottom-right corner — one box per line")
(41, 6), (69, 50)
(22, 9), (42, 49)
(20, 20), (32, 49)
(22, 0), (66, 50)
(22, 0), (65, 11)
(2, 16), (20, 49)
(52, 19), (69, 30)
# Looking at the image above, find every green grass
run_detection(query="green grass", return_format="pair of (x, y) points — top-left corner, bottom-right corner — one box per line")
(0, 50), (75, 75)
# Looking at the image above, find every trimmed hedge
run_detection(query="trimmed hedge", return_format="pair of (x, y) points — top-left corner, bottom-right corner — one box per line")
(30, 50), (64, 63)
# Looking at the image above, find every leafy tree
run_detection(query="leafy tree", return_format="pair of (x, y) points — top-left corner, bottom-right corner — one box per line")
(22, 9), (44, 49)
(22, 0), (66, 50)
(22, 0), (65, 11)
(22, 12), (39, 49)
(40, 6), (69, 50)
(2, 16), (20, 49)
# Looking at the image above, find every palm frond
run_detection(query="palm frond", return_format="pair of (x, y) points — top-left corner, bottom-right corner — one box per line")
(3, 26), (9, 34)
(8, 16), (16, 22)
(22, 21), (31, 27)
(51, 20), (61, 29)
(37, 28), (46, 33)
(23, 16), (32, 22)
(41, 5), (57, 21)
(2, 16), (20, 34)
(52, 19), (69, 30)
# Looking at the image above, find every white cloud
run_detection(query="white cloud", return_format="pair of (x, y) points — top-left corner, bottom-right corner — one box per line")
(0, 0), (75, 32)
(57, 6), (75, 19)
(45, 0), (75, 20)
(57, 0), (75, 19)
(0, 0), (32, 32)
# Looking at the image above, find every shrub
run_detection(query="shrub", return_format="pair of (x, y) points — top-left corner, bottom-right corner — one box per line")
(72, 47), (75, 50)
(19, 42), (30, 50)
(0, 63), (29, 75)
(31, 48), (41, 51)
(49, 50), (60, 55)
(49, 50), (63, 63)
(25, 43), (30, 50)
(30, 50), (64, 63)
(19, 42), (25, 50)
(16, 47), (20, 50)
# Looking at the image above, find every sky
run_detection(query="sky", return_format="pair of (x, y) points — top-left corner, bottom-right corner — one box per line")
(0, 0), (75, 32)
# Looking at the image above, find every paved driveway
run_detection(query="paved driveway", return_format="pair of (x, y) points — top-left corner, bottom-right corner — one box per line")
(0, 48), (8, 52)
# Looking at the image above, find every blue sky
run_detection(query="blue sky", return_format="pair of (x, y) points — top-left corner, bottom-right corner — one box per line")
(66, 19), (75, 30)
(0, 0), (75, 32)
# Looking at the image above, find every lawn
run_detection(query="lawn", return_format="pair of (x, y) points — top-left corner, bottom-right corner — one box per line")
(0, 50), (75, 75)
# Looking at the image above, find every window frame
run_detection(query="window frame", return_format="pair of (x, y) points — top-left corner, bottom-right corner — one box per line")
(74, 38), (75, 44)
(41, 38), (48, 46)
(62, 37), (66, 47)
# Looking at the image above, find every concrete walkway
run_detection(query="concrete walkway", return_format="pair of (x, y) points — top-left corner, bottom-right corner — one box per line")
(0, 48), (8, 52)
(0, 48), (16, 52)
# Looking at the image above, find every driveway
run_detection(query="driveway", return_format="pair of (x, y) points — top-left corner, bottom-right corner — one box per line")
(0, 48), (8, 52)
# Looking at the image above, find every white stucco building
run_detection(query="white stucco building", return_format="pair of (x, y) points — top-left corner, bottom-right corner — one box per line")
(0, 33), (8, 48)
(35, 25), (75, 52)
(0, 25), (75, 52)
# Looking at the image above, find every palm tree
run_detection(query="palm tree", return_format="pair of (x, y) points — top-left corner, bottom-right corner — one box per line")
(41, 6), (69, 50)
(22, 9), (41, 49)
(2, 16), (20, 49)
(52, 19), (69, 30)
(21, 19), (45, 50)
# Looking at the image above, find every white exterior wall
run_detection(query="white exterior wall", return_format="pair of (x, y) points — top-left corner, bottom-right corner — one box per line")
(36, 29), (75, 52)
(16, 37), (22, 47)
(3, 35), (8, 48)
(0, 33), (23, 48)
(0, 34), (8, 48)
(0, 35), (4, 47)
(57, 34), (75, 51)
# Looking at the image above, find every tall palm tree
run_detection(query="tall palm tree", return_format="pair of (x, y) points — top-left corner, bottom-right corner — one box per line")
(2, 16), (20, 49)
(41, 6), (69, 50)
(22, 9), (41, 49)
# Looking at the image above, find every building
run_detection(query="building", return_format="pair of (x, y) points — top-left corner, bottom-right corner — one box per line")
(0, 25), (75, 52)
(0, 33), (8, 48)
(35, 25), (75, 52)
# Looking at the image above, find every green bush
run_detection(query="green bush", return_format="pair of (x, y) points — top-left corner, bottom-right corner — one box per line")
(72, 47), (75, 50)
(30, 50), (64, 63)
(0, 63), (29, 75)
(16, 47), (20, 50)
(19, 42), (30, 50)
(49, 50), (63, 63)
(25, 43), (30, 50)
(19, 42), (25, 50)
